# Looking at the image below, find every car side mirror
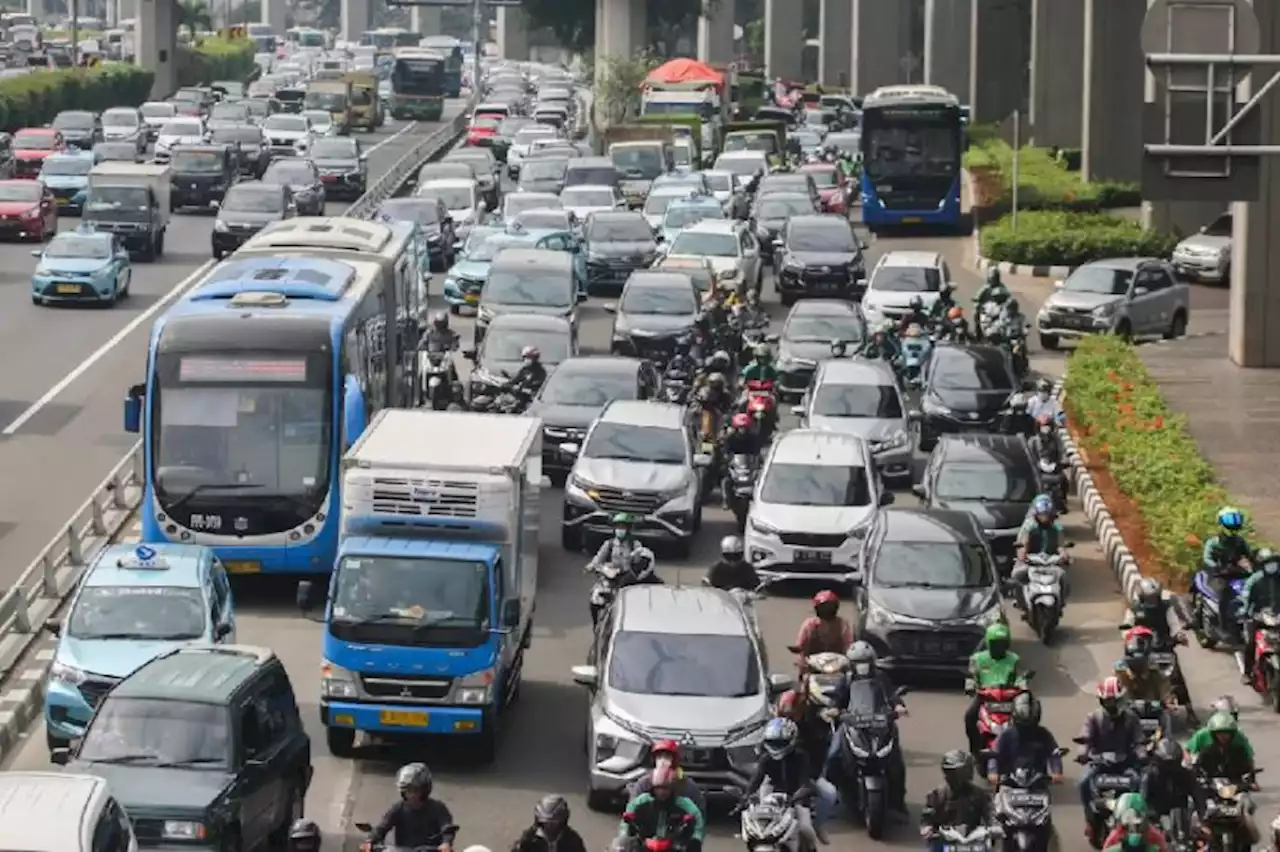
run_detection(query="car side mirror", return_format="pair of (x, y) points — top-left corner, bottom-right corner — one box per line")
(879, 491), (895, 506)
(296, 579), (315, 611)
(791, 405), (806, 418)
(571, 664), (598, 688)
(773, 238), (784, 248)
(501, 599), (521, 628)
(767, 673), (794, 695)
(1132, 286), (1149, 297)
(359, 153), (368, 162)
(214, 622), (232, 639)
(859, 239), (869, 250)
(43, 618), (61, 637)
(123, 384), (144, 434)
(462, 348), (477, 360)
(911, 484), (927, 499)
(906, 409), (922, 422)
(577, 291), (588, 303)
(29, 248), (40, 257)
(765, 334), (779, 344)
(602, 303), (617, 314)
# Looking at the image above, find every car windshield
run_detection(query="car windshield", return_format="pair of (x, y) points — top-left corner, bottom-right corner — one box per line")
(827, 132), (860, 152)
(584, 422), (685, 464)
(522, 158), (567, 180)
(664, 205), (724, 230)
(102, 111), (138, 127)
(515, 127), (555, 145)
(68, 585), (205, 640)
(874, 542), (994, 589)
(561, 187), (614, 207)
(788, 223), (858, 252)
(223, 186), (284, 213)
(54, 112), (93, 130)
(40, 158), (91, 176)
(14, 132), (55, 149)
(265, 116), (308, 133)
(759, 462), (872, 506)
(45, 234), (110, 259)
(1063, 265), (1134, 295)
(669, 231), (738, 257)
(541, 367), (637, 406)
(210, 103), (246, 120)
(86, 186), (149, 210)
(504, 194), (560, 217)
(611, 145), (664, 180)
(331, 555), (489, 635)
(264, 162), (314, 184)
(463, 232), (508, 261)
(705, 173), (732, 192)
(512, 210), (570, 230)
(95, 144), (137, 161)
(622, 283), (696, 315)
(140, 103), (175, 117)
(377, 199), (439, 225)
(873, 265), (941, 291)
(758, 197), (814, 218)
(78, 698), (228, 767)
(812, 383), (901, 417)
(786, 313), (863, 343)
(486, 329), (570, 365)
(160, 121), (202, 137)
(934, 462), (1036, 502)
(608, 631), (760, 698)
(933, 350), (1013, 390)
(498, 117), (532, 136)
(643, 192), (683, 216)
(212, 127), (262, 144)
(172, 151), (223, 172)
(486, 266), (572, 307)
(421, 185), (474, 209)
(302, 111), (332, 128)
(716, 155), (765, 176)
(311, 138), (356, 158)
(803, 168), (838, 187)
(588, 217), (651, 241)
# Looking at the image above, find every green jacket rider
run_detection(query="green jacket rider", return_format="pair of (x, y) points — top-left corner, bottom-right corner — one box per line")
(1202, 506), (1256, 572)
(1241, 549), (1280, 680)
(858, 323), (901, 362)
(964, 623), (1026, 753)
(1185, 716), (1255, 761)
(1016, 495), (1065, 557)
(619, 779), (706, 852)
(740, 344), (779, 383)
(974, 268), (1012, 310)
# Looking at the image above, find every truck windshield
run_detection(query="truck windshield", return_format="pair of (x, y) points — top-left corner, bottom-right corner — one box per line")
(611, 145), (664, 180)
(330, 556), (490, 646)
(85, 186), (150, 212)
(305, 90), (347, 111)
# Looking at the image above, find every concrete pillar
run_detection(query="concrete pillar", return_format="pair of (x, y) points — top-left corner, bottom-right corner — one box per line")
(1228, 0), (1280, 366)
(923, 0), (969, 99)
(596, 0), (649, 87)
(496, 8), (530, 60)
(968, 0), (1027, 123)
(764, 0), (802, 80)
(698, 0), (735, 66)
(135, 0), (175, 98)
(1080, 0), (1144, 182)
(819, 0), (851, 87)
(1029, 0), (1083, 146)
(261, 0), (286, 35)
(341, 0), (370, 43)
(410, 6), (441, 35)
(631, 0), (648, 52)
(851, 0), (909, 94)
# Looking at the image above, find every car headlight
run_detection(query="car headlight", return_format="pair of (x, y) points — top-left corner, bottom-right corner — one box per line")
(444, 276), (459, 291)
(320, 659), (357, 699)
(784, 257), (803, 270)
(476, 304), (494, 323)
(455, 667), (493, 704)
(163, 822), (207, 841)
(34, 265), (50, 277)
(976, 605), (1005, 626)
(568, 474), (598, 496)
(749, 517), (780, 536)
(866, 600), (898, 627)
(660, 481), (693, 505)
(880, 431), (909, 450)
(214, 220), (228, 232)
(50, 660), (86, 685)
(587, 250), (606, 261)
(1092, 302), (1117, 318)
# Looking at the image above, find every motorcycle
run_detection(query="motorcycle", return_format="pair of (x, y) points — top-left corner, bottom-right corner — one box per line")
(1008, 334), (1029, 377)
(355, 822), (459, 852)
(726, 453), (759, 528)
(620, 809), (698, 852)
(743, 379), (778, 441)
(1017, 553), (1067, 644)
(978, 301), (1009, 341)
(1190, 563), (1252, 649)
(420, 348), (457, 410)
(1198, 774), (1256, 852)
(974, 677), (1033, 753)
(1036, 455), (1067, 514)
(1074, 751), (1140, 848)
(736, 778), (814, 852)
(926, 825), (1004, 852)
(1245, 609), (1280, 709)
(832, 686), (907, 839)
(899, 336), (932, 390)
(469, 389), (525, 414)
(662, 368), (693, 405)
(1127, 698), (1171, 746)
(799, 651), (851, 759)
(992, 763), (1062, 852)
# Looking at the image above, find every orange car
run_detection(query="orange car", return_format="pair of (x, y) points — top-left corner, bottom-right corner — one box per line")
(13, 128), (65, 178)
(0, 179), (57, 241)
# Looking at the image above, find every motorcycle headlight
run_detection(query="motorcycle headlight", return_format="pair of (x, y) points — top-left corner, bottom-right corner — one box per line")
(844, 728), (870, 757)
(875, 740), (895, 758)
(1038, 457), (1056, 473)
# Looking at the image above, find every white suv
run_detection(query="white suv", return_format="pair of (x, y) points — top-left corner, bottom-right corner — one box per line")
(745, 429), (893, 582)
(859, 250), (950, 328)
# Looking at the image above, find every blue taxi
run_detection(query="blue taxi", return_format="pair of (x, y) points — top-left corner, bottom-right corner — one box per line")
(444, 223), (587, 310)
(37, 148), (94, 214)
(43, 542), (236, 753)
(31, 226), (132, 305)
(659, 193), (727, 245)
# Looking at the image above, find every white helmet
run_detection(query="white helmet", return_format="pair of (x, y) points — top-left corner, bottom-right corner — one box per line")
(463, 846), (492, 852)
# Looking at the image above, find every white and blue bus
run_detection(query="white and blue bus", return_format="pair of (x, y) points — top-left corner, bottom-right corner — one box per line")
(124, 252), (419, 576)
(859, 84), (964, 231)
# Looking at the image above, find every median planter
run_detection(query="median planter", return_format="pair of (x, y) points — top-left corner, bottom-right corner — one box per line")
(962, 138), (1140, 220)
(0, 64), (155, 132)
(979, 210), (1178, 269)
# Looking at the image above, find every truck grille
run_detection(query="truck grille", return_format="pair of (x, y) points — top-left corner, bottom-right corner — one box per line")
(887, 630), (979, 658)
(361, 674), (453, 701)
(368, 475), (480, 518)
(778, 531), (847, 548)
(591, 486), (666, 515)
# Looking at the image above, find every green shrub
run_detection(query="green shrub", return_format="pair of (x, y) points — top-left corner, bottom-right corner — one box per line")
(0, 63), (154, 132)
(1064, 336), (1262, 580)
(963, 138), (1140, 211)
(177, 37), (255, 87)
(980, 210), (1178, 267)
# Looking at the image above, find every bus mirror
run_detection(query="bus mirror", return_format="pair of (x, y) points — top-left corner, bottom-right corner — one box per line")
(342, 375), (367, 449)
(123, 384), (145, 434)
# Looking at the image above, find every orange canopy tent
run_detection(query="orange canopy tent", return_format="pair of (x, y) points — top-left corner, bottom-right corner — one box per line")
(645, 58), (725, 90)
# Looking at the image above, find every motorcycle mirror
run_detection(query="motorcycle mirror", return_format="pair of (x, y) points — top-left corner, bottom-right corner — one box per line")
(461, 348), (477, 360)
(354, 823), (373, 833)
(765, 334), (779, 344)
(786, 644), (802, 654)
(790, 405), (805, 417)
(1064, 541), (1076, 548)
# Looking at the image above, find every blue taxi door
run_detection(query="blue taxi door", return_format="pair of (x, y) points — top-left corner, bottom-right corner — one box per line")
(535, 230), (587, 299)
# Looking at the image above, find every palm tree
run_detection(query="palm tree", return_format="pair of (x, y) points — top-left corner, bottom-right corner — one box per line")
(176, 0), (214, 37)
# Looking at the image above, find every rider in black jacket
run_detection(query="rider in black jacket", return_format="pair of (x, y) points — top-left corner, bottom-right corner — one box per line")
(511, 796), (588, 852)
(922, 751), (994, 852)
(705, 535), (761, 591)
(367, 764), (456, 850)
(508, 346), (548, 402)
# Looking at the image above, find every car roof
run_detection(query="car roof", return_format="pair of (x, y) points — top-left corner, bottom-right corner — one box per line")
(936, 432), (1032, 466)
(770, 428), (867, 464)
(84, 542), (210, 589)
(626, 270), (696, 289)
(816, 357), (896, 383)
(589, 210), (644, 222)
(880, 249), (942, 267)
(1079, 257), (1161, 270)
(616, 585), (751, 636)
(420, 178), (476, 190)
(552, 355), (644, 377)
(681, 219), (739, 234)
(600, 399), (686, 427)
(0, 772), (107, 849)
(788, 214), (848, 228)
(492, 246), (572, 269)
(562, 183), (615, 193)
(487, 312), (573, 331)
(508, 192), (559, 204)
(760, 192), (813, 204)
(571, 156), (613, 168)
(879, 507), (983, 543)
(112, 645), (276, 703)
(787, 298), (859, 317)
(667, 196), (720, 209)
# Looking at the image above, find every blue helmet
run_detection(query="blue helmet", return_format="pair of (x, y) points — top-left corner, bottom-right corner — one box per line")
(1217, 506), (1245, 531)
(1033, 494), (1055, 517)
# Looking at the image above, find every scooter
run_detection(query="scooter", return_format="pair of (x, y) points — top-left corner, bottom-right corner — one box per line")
(899, 337), (932, 390)
(1244, 608), (1280, 710)
(832, 689), (907, 839)
(1036, 455), (1068, 514)
(1190, 563), (1252, 649)
(1198, 773), (1259, 852)
(1073, 750), (1140, 849)
(926, 824), (1004, 852)
(356, 822), (459, 852)
(991, 761), (1064, 852)
(726, 453), (759, 528)
(973, 674), (1034, 752)
(420, 349), (457, 410)
(1017, 552), (1069, 645)
(736, 778), (814, 852)
(743, 379), (778, 441)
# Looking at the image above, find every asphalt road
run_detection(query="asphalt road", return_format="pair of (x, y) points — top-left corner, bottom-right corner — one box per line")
(0, 100), (464, 596)
(1, 182), (1157, 852)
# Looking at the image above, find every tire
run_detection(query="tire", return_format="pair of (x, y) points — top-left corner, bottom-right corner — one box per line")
(1114, 319), (1132, 341)
(46, 728), (69, 754)
(560, 522), (582, 552)
(474, 709), (498, 764)
(325, 725), (355, 757)
(268, 780), (305, 847)
(865, 788), (886, 839)
(1165, 310), (1188, 340)
(586, 787), (613, 812)
(1039, 333), (1060, 351)
(780, 292), (796, 307)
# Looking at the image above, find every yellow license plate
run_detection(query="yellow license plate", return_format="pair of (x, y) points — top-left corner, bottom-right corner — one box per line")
(56, 197), (68, 205)
(901, 216), (923, 223)
(55, 283), (79, 294)
(464, 293), (479, 304)
(380, 710), (429, 727)
(224, 560), (261, 574)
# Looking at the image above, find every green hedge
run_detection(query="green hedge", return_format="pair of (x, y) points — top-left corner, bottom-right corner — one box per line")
(177, 37), (256, 88)
(0, 63), (154, 132)
(1064, 336), (1262, 580)
(963, 138), (1141, 211)
(979, 210), (1178, 267)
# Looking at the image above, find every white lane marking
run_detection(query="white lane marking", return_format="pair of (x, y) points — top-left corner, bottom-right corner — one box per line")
(364, 120), (419, 155)
(2, 259), (215, 435)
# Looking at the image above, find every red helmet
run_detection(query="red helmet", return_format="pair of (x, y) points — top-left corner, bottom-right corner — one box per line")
(652, 739), (680, 760)
(731, 412), (752, 429)
(812, 590), (839, 609)
(776, 690), (801, 717)
(1096, 675), (1125, 703)
(1122, 625), (1156, 645)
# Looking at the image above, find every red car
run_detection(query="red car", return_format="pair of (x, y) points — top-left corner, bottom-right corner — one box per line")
(465, 115), (500, 147)
(800, 162), (850, 214)
(0, 179), (56, 241)
(13, 128), (64, 178)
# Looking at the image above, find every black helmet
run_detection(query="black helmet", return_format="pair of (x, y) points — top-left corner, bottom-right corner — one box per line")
(1008, 298), (1020, 314)
(1036, 377), (1053, 394)
(288, 820), (321, 852)
(1011, 692), (1041, 728)
(908, 295), (924, 310)
(1154, 738), (1183, 766)
(432, 310), (449, 330)
(941, 749), (974, 790)
(533, 794), (570, 833)
(396, 762), (432, 798)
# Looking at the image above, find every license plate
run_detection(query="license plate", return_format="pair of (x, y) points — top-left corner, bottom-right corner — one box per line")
(1096, 774), (1132, 788)
(55, 283), (80, 294)
(56, 197), (68, 205)
(321, 174), (337, 182)
(901, 216), (922, 223)
(224, 560), (261, 574)
(1005, 792), (1049, 808)
(795, 549), (832, 562)
(464, 293), (479, 304)
(380, 710), (430, 727)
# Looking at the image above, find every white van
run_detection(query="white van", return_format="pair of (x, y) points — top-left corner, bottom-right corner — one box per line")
(0, 771), (137, 852)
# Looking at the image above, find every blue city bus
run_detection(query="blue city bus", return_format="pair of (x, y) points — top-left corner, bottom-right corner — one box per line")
(419, 35), (463, 98)
(123, 255), (418, 576)
(859, 84), (963, 231)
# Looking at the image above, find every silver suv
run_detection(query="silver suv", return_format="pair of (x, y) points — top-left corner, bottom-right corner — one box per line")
(571, 585), (791, 810)
(1036, 258), (1190, 350)
(1172, 211), (1231, 283)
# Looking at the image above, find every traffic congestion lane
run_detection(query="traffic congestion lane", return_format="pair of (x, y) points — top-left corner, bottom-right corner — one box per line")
(0, 106), (463, 597)
(5, 232), (1131, 852)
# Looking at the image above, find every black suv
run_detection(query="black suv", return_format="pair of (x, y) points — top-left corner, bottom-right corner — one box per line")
(213, 182), (296, 258)
(608, 270), (700, 362)
(774, 213), (868, 305)
(55, 644), (313, 852)
(170, 143), (239, 210)
(310, 136), (368, 200)
(913, 433), (1041, 575)
(750, 192), (817, 264)
(582, 210), (659, 295)
(210, 124), (272, 178)
(909, 343), (1028, 451)
(854, 507), (1002, 676)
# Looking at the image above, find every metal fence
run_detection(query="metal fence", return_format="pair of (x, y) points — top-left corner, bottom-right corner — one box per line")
(0, 102), (474, 681)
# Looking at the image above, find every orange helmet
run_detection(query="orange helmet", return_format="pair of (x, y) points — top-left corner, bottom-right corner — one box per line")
(948, 306), (964, 320)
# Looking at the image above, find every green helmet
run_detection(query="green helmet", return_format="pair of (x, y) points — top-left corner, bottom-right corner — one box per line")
(611, 512), (636, 527)
(985, 622), (1011, 644)
(754, 343), (772, 361)
(1207, 711), (1236, 733)
(1113, 792), (1147, 819)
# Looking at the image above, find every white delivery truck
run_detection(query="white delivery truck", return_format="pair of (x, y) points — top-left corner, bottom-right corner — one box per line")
(84, 163), (171, 261)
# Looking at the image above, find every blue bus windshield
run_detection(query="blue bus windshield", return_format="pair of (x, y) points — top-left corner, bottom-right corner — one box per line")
(861, 109), (960, 179)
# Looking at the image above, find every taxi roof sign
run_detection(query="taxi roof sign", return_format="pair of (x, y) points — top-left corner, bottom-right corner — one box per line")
(118, 544), (171, 570)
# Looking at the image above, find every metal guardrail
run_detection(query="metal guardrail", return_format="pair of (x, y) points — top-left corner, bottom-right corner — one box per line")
(0, 100), (475, 681)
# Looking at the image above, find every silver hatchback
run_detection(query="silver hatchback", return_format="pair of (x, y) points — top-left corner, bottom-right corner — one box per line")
(571, 585), (791, 811)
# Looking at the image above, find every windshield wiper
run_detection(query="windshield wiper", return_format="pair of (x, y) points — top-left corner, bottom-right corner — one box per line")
(78, 631), (158, 640)
(163, 483), (262, 516)
(91, 753), (162, 764)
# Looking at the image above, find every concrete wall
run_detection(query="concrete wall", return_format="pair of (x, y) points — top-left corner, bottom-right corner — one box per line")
(852, 0), (909, 93)
(135, 0), (175, 98)
(1080, 0), (1144, 182)
(1029, 0), (1083, 146)
(819, 0), (852, 87)
(765, 0), (802, 79)
(341, 0), (370, 42)
(923, 0), (969, 100)
(596, 0), (649, 87)
(496, 7), (530, 60)
(697, 0), (735, 66)
(410, 6), (443, 35)
(968, 0), (1028, 123)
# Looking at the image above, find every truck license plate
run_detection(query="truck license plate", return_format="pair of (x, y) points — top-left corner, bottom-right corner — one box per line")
(224, 561), (261, 574)
(901, 216), (922, 223)
(464, 293), (479, 304)
(380, 710), (429, 727)
(795, 549), (832, 562)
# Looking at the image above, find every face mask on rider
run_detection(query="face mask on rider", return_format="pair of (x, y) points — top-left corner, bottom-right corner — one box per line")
(1266, 563), (1279, 576)
(614, 529), (627, 540)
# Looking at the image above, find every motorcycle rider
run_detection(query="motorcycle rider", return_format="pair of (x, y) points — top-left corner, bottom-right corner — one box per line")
(1188, 712), (1259, 844)
(420, 311), (463, 393)
(1186, 703), (1255, 759)
(586, 513), (658, 582)
(1024, 378), (1063, 425)
(742, 717), (835, 845)
(930, 280), (958, 322)
(508, 346), (548, 402)
(705, 535), (762, 591)
(827, 641), (908, 814)
(619, 765), (705, 852)
(1122, 578), (1195, 719)
(963, 622), (1027, 755)
(740, 342), (779, 384)
(1102, 797), (1167, 852)
(942, 307), (973, 342)
(857, 321), (901, 363)
(921, 750), (995, 852)
(364, 763), (457, 851)
(1240, 546), (1280, 684)
(721, 412), (764, 508)
(896, 295), (933, 334)
(511, 796), (588, 852)
(1113, 627), (1176, 722)
(1015, 495), (1067, 564)
(1140, 739), (1204, 838)
(987, 692), (1064, 784)
(1028, 413), (1063, 465)
(1076, 676), (1146, 836)
(793, 590), (855, 664)
(626, 740), (708, 819)
(1201, 506), (1257, 646)
(974, 267), (1011, 316)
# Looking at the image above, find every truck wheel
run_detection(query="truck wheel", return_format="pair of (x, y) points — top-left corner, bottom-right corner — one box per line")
(325, 726), (355, 757)
(474, 710), (498, 764)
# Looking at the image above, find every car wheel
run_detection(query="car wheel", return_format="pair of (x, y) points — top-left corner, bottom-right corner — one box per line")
(31, 295), (42, 306)
(1165, 310), (1188, 340)
(1039, 333), (1059, 351)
